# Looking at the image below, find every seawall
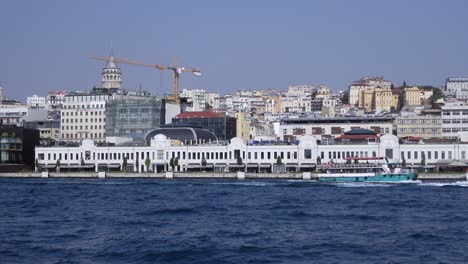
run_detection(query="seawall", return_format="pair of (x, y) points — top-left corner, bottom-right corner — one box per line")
(0, 172), (466, 181)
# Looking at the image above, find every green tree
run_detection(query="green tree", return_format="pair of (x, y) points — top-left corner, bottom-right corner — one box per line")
(80, 158), (85, 166)
(169, 157), (174, 171)
(135, 158), (139, 173)
(145, 157), (151, 172)
(402, 81), (407, 88)
(201, 157), (207, 167)
(56, 159), (61, 172)
(402, 157), (406, 168)
(316, 156), (322, 165)
(341, 91), (349, 104)
(421, 152), (426, 167)
(276, 156), (282, 166)
(428, 87), (444, 103)
(236, 155), (243, 166)
(354, 159), (359, 164)
(122, 156), (128, 172)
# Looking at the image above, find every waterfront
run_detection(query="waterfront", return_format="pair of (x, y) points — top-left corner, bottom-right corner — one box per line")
(1, 179), (468, 263)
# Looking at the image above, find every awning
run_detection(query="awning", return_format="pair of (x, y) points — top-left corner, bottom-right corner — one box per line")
(187, 163), (202, 169)
(286, 163), (298, 167)
(259, 163), (271, 168)
(60, 164), (95, 169)
(214, 163), (227, 167)
(229, 164), (244, 167)
(448, 161), (467, 167)
(300, 163), (316, 168)
(246, 163), (259, 167)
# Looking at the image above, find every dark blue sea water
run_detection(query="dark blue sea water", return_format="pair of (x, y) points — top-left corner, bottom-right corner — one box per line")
(1, 179), (468, 264)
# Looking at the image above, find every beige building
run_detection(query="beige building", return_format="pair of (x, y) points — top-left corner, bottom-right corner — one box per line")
(235, 112), (250, 140)
(403, 87), (433, 106)
(395, 107), (441, 139)
(374, 88), (396, 112)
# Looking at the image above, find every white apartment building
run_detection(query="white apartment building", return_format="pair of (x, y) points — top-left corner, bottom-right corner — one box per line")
(47, 91), (67, 110)
(446, 77), (468, 96)
(279, 116), (394, 141)
(441, 100), (468, 138)
(286, 85), (314, 97)
(0, 105), (29, 125)
(60, 93), (110, 143)
(206, 92), (220, 109)
(281, 96), (312, 113)
(315, 85), (332, 99)
(27, 95), (46, 109)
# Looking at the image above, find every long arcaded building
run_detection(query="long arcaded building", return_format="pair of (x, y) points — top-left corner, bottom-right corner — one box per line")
(35, 131), (468, 173)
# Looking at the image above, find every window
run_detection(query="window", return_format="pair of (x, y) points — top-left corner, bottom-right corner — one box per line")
(304, 149), (312, 159)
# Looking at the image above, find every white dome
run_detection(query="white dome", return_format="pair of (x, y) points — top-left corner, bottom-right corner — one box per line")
(153, 134), (168, 141)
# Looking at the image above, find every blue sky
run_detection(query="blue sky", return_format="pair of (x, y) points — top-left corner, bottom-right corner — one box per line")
(1, 0), (468, 101)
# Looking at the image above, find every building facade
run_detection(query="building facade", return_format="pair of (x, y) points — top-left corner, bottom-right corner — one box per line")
(105, 96), (165, 140)
(27, 95), (46, 109)
(35, 134), (468, 173)
(279, 116), (394, 141)
(172, 111), (237, 141)
(446, 77), (468, 96)
(60, 92), (110, 143)
(441, 101), (468, 138)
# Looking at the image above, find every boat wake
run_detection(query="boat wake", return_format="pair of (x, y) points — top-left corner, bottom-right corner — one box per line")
(416, 181), (468, 187)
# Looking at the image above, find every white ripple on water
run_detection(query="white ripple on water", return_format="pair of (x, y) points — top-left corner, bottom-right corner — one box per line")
(209, 181), (272, 187)
(416, 181), (468, 187)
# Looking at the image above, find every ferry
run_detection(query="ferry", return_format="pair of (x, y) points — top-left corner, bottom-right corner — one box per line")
(317, 157), (417, 182)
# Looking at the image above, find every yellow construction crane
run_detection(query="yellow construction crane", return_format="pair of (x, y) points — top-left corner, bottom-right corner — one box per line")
(91, 56), (201, 103)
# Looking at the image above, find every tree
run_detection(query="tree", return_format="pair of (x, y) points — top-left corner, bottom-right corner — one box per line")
(402, 81), (407, 88)
(236, 155), (243, 166)
(354, 159), (359, 164)
(135, 158), (139, 173)
(421, 152), (426, 167)
(402, 157), (406, 168)
(340, 91), (349, 104)
(145, 157), (151, 172)
(56, 159), (61, 172)
(169, 157), (174, 171)
(316, 156), (322, 165)
(390, 83), (395, 89)
(276, 156), (282, 166)
(80, 158), (85, 166)
(35, 158), (39, 172)
(428, 87), (444, 104)
(122, 156), (128, 172)
(201, 157), (207, 167)
(346, 159), (352, 164)
(170, 157), (179, 171)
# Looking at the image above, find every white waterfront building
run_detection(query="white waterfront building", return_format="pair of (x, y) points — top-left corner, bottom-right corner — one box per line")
(35, 133), (468, 173)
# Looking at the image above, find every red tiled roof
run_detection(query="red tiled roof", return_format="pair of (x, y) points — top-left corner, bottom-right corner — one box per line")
(175, 111), (225, 119)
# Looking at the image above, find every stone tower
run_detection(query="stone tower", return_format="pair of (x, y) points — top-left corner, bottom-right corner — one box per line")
(101, 51), (122, 90)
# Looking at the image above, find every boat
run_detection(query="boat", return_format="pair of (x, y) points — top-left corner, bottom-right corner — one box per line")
(317, 157), (417, 182)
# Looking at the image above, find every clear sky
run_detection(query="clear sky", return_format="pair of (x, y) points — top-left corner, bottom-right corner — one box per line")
(1, 0), (468, 101)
